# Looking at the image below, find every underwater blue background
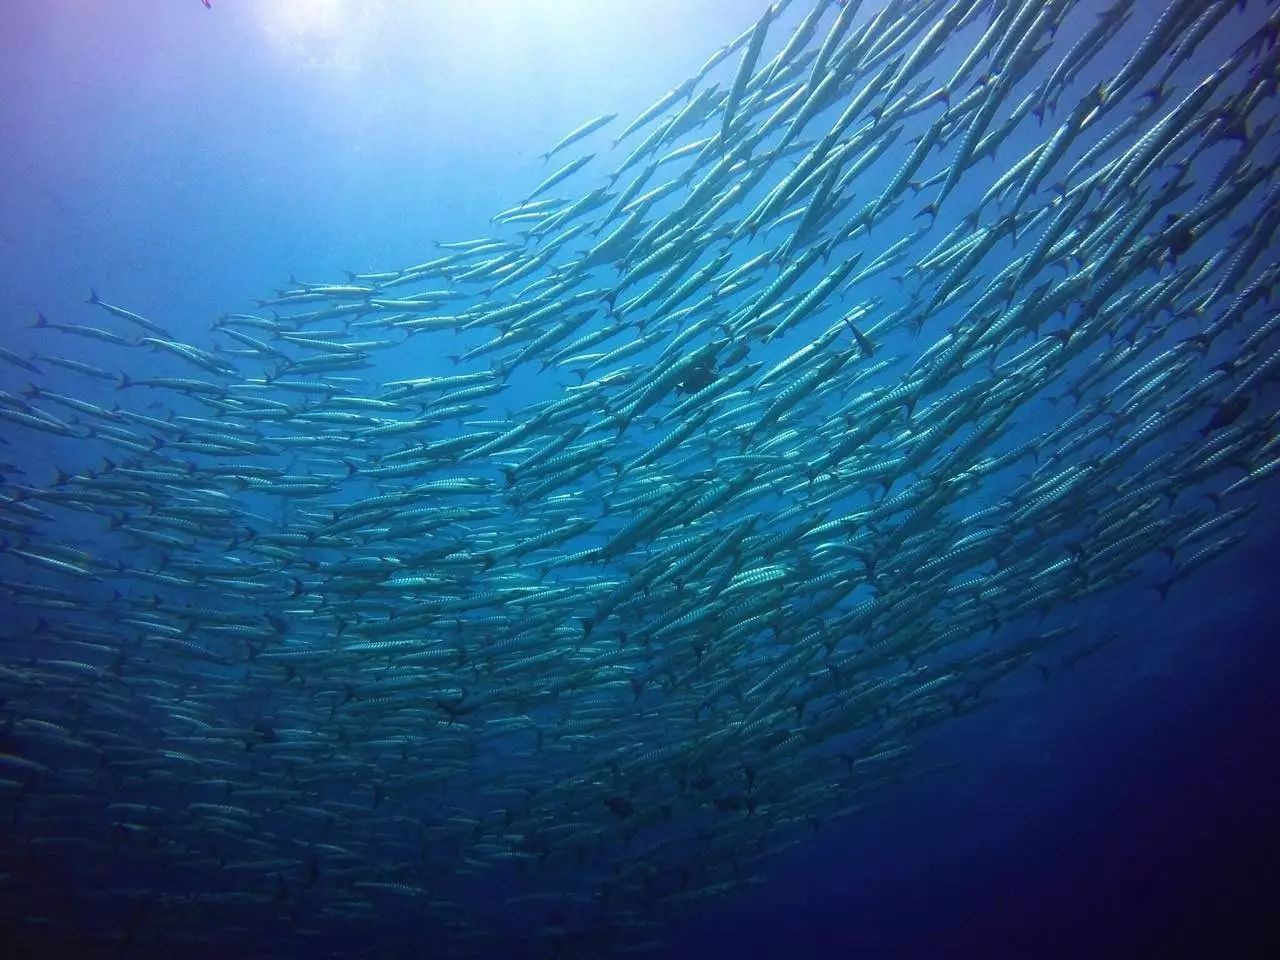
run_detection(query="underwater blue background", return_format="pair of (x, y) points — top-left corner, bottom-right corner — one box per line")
(2, 2), (1279, 957)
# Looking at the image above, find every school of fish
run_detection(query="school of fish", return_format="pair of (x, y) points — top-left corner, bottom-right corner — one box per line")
(2, 0), (1279, 956)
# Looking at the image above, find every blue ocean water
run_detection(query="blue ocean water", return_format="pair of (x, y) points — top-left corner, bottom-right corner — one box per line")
(2, 1), (1278, 957)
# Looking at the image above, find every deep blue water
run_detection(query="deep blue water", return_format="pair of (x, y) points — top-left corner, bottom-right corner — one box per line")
(668, 528), (1280, 958)
(2, 1), (1279, 957)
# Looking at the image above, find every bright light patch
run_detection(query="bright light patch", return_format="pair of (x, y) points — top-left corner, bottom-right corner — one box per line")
(254, 0), (367, 70)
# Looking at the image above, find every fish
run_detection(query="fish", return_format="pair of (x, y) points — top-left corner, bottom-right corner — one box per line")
(0, 346), (40, 374)
(525, 154), (596, 203)
(612, 78), (697, 149)
(86, 288), (172, 336)
(1201, 395), (1250, 435)
(540, 113), (618, 163)
(719, 4), (777, 147)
